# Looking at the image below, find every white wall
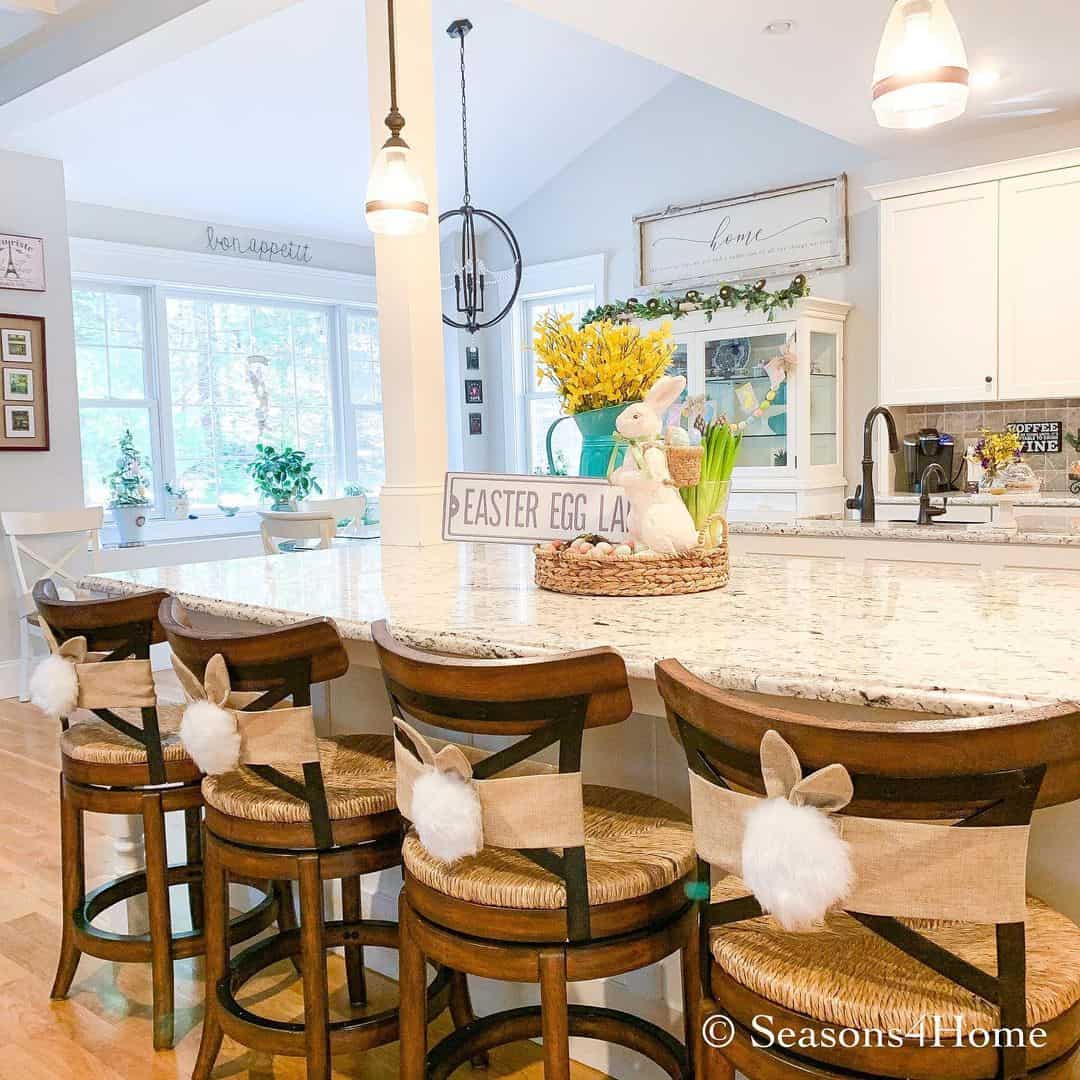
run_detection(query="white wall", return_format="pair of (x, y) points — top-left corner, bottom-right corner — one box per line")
(0, 149), (82, 685)
(499, 76), (1080, 493)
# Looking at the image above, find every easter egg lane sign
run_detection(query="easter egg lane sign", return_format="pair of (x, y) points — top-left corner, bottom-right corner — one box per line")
(443, 473), (629, 544)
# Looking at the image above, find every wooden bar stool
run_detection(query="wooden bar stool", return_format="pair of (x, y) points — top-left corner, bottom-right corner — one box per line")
(373, 619), (700, 1080)
(32, 579), (276, 1051)
(656, 658), (1080, 1080)
(160, 599), (458, 1080)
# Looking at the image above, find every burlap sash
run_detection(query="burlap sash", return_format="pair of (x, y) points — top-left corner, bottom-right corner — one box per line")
(237, 706), (320, 767)
(395, 719), (585, 850)
(689, 766), (1030, 925)
(74, 659), (156, 710)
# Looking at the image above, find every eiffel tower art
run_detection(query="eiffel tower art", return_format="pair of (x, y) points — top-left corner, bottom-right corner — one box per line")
(4, 244), (19, 280)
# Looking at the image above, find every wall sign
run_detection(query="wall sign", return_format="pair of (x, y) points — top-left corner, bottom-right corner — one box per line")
(468, 412), (482, 436)
(464, 379), (483, 404)
(634, 175), (848, 291)
(443, 473), (629, 544)
(1007, 420), (1062, 454)
(0, 234), (45, 292)
(205, 225), (314, 264)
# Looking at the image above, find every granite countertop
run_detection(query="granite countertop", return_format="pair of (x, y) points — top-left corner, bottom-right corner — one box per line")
(83, 543), (1080, 717)
(878, 493), (1080, 508)
(731, 517), (1080, 546)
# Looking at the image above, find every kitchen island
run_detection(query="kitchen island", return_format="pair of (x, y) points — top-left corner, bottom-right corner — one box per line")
(83, 543), (1080, 1077)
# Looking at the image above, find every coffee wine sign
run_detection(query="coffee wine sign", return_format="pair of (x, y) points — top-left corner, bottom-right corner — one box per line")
(634, 175), (848, 290)
(443, 473), (629, 544)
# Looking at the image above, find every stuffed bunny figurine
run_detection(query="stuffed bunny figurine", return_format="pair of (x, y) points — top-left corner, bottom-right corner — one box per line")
(611, 374), (700, 555)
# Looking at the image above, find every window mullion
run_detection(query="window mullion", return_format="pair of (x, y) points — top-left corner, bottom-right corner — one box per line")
(149, 284), (172, 515)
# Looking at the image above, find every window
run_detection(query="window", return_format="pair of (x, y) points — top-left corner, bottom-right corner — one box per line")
(74, 285), (159, 508)
(520, 290), (595, 475)
(72, 281), (383, 513)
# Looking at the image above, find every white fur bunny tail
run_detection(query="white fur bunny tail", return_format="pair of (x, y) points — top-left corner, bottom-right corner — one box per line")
(741, 797), (853, 931)
(179, 700), (241, 775)
(29, 653), (79, 719)
(412, 768), (483, 864)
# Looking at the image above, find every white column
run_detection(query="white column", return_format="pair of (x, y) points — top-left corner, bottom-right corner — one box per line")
(365, 0), (448, 546)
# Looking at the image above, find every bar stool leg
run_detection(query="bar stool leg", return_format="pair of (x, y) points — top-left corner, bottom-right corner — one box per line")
(398, 894), (428, 1080)
(274, 879), (303, 975)
(539, 948), (571, 1080)
(184, 807), (204, 933)
(141, 792), (175, 1050)
(340, 874), (368, 1006)
(298, 855), (332, 1080)
(449, 968), (490, 1069)
(50, 775), (84, 999)
(682, 925), (701, 1078)
(192, 834), (227, 1080)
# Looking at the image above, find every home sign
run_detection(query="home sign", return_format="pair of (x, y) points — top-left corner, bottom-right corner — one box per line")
(634, 175), (848, 290)
(1007, 420), (1062, 454)
(443, 473), (629, 544)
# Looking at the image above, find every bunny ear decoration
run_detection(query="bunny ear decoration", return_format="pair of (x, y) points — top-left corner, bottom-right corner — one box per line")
(741, 730), (854, 932)
(395, 719), (482, 865)
(29, 633), (89, 720)
(643, 375), (686, 416)
(175, 652), (240, 776)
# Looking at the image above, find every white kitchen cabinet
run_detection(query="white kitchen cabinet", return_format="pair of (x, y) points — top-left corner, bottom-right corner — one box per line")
(635, 298), (850, 521)
(999, 165), (1080, 399)
(878, 182), (999, 405)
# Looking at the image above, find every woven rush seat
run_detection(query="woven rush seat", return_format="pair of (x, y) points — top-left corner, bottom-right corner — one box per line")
(60, 703), (188, 765)
(709, 875), (1080, 1033)
(202, 733), (396, 823)
(403, 784), (694, 910)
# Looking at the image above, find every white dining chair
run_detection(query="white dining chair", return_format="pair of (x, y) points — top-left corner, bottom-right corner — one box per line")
(1, 507), (104, 700)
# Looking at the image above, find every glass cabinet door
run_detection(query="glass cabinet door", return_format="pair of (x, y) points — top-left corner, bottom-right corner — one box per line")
(809, 331), (838, 466)
(703, 332), (790, 469)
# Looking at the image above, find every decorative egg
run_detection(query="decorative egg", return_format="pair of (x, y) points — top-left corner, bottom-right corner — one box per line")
(593, 542), (614, 555)
(613, 544), (633, 557)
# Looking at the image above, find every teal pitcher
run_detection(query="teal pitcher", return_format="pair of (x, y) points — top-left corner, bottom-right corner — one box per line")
(546, 403), (628, 478)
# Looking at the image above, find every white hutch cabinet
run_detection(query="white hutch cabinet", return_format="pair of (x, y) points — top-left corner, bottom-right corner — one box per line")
(636, 297), (850, 521)
(871, 150), (1080, 406)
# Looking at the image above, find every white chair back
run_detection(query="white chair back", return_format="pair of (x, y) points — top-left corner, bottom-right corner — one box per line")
(2, 508), (103, 616)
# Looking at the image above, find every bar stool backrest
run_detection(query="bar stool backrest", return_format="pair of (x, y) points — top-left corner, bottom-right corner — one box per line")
(656, 657), (1080, 1080)
(32, 578), (172, 783)
(372, 618), (633, 942)
(159, 596), (350, 848)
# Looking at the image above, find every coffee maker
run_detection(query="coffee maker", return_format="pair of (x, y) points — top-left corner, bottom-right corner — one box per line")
(903, 428), (962, 492)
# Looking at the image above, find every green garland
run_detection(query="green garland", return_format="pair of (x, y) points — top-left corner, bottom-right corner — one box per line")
(580, 274), (809, 327)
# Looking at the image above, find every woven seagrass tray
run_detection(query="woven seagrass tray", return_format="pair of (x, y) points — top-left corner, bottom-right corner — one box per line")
(534, 518), (729, 597)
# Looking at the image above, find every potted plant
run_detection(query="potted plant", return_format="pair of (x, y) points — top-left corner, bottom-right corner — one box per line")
(246, 444), (322, 511)
(163, 481), (190, 520)
(106, 428), (153, 545)
(533, 315), (676, 477)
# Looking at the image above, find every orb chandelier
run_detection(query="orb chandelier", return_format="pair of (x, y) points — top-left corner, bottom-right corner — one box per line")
(365, 0), (430, 236)
(441, 18), (522, 333)
(872, 0), (969, 130)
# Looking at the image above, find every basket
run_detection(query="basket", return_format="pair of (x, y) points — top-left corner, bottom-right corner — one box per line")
(534, 517), (729, 597)
(665, 444), (703, 487)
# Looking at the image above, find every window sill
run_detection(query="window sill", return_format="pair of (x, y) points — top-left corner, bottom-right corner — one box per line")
(101, 511), (262, 548)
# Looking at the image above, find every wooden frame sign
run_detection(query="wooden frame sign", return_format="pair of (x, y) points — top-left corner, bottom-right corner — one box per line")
(634, 175), (848, 290)
(443, 473), (629, 544)
(0, 313), (48, 451)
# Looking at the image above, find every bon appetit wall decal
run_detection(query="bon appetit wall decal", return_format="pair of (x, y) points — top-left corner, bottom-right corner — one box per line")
(205, 225), (314, 265)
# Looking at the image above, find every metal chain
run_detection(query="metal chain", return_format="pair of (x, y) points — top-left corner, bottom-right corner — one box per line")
(458, 29), (470, 204)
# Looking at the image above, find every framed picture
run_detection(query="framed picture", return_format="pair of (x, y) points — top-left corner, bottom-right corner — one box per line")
(468, 412), (482, 435)
(2, 327), (32, 363)
(3, 366), (33, 401)
(5, 404), (35, 438)
(633, 174), (848, 290)
(0, 234), (46, 292)
(0, 314), (48, 451)
(465, 346), (480, 370)
(464, 379), (483, 404)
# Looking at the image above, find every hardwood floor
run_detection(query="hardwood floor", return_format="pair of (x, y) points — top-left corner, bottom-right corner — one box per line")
(0, 690), (607, 1079)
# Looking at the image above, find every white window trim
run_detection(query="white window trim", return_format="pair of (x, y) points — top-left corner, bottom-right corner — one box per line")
(69, 238), (381, 540)
(499, 254), (606, 475)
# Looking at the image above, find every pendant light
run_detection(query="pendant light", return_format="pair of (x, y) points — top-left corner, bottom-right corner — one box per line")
(441, 18), (522, 333)
(365, 0), (430, 236)
(872, 0), (969, 130)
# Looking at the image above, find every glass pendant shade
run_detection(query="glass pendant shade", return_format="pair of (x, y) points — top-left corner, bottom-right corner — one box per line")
(364, 139), (429, 236)
(873, 0), (969, 130)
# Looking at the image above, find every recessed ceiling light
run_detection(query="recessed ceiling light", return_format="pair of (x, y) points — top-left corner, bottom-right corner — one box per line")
(970, 69), (1001, 89)
(763, 19), (795, 35)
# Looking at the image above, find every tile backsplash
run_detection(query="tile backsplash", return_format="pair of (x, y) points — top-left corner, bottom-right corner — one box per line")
(891, 398), (1080, 492)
